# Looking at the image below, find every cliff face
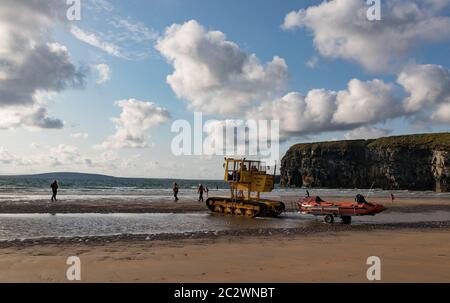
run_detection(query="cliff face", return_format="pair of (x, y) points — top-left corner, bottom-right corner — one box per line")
(280, 133), (450, 192)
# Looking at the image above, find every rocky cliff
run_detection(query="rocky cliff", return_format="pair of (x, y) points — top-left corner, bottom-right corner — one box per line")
(280, 133), (450, 192)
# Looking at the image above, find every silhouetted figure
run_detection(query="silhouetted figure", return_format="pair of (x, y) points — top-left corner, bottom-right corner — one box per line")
(355, 194), (367, 204)
(51, 180), (59, 201)
(198, 184), (205, 202)
(173, 182), (179, 202)
(205, 186), (209, 197)
(390, 193), (395, 203)
(306, 190), (310, 197)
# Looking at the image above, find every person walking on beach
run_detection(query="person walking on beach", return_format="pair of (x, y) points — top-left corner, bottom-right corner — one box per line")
(198, 184), (205, 202)
(390, 193), (395, 203)
(50, 180), (59, 201)
(205, 186), (209, 198)
(173, 182), (179, 202)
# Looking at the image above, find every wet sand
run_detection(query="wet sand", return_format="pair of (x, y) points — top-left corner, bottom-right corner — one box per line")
(1, 195), (450, 214)
(1, 195), (449, 282)
(1, 229), (449, 282)
(0, 197), (205, 214)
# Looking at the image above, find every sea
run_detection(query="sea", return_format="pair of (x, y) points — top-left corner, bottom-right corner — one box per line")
(0, 173), (449, 203)
(0, 174), (224, 194)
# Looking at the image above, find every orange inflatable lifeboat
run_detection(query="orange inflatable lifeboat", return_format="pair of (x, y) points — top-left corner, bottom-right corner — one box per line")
(298, 195), (386, 224)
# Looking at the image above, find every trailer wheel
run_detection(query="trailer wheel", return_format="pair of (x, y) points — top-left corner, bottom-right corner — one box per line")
(324, 214), (334, 224)
(341, 216), (352, 225)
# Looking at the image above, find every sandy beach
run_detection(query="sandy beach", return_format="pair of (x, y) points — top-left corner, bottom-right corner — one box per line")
(1, 194), (450, 214)
(1, 229), (449, 283)
(0, 194), (449, 283)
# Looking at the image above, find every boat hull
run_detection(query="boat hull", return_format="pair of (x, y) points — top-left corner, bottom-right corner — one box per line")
(298, 197), (387, 217)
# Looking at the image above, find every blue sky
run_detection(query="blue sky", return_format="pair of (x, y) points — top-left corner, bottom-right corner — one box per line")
(0, 0), (450, 178)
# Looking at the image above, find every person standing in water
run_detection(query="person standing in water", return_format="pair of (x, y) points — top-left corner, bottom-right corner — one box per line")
(198, 184), (205, 202)
(173, 182), (179, 202)
(50, 180), (59, 201)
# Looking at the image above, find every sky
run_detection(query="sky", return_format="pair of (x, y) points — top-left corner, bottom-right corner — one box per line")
(0, 0), (450, 179)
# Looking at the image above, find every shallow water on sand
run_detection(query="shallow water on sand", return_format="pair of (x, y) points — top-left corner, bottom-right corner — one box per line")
(1, 211), (450, 241)
(294, 211), (450, 224)
(1, 188), (450, 203)
(0, 213), (307, 241)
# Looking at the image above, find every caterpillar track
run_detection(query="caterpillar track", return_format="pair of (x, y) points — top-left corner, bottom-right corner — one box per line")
(205, 158), (286, 218)
(206, 197), (285, 218)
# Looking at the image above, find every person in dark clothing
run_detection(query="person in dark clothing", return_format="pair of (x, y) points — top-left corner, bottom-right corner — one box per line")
(173, 182), (179, 202)
(50, 180), (59, 201)
(390, 193), (395, 203)
(355, 194), (367, 204)
(198, 184), (205, 202)
(306, 190), (310, 197)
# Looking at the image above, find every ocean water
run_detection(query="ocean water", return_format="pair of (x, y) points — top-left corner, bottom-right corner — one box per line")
(0, 175), (227, 201)
(0, 174), (449, 203)
(0, 175), (227, 194)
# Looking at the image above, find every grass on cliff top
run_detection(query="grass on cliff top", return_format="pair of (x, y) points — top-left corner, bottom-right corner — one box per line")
(290, 133), (450, 151)
(368, 133), (450, 149)
(291, 139), (369, 151)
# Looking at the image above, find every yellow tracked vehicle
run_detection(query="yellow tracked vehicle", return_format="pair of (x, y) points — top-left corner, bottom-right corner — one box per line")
(206, 158), (285, 217)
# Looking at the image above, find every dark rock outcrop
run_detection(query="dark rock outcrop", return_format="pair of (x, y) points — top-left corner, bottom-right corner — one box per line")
(280, 133), (450, 192)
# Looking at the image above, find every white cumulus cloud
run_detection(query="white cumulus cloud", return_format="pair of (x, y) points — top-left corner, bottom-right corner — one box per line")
(156, 20), (288, 115)
(94, 63), (112, 84)
(250, 78), (401, 138)
(0, 106), (64, 130)
(344, 126), (392, 140)
(0, 0), (85, 129)
(432, 103), (450, 123)
(98, 99), (171, 149)
(332, 79), (401, 125)
(398, 64), (450, 120)
(282, 0), (450, 72)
